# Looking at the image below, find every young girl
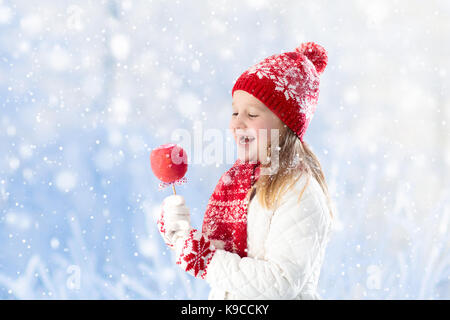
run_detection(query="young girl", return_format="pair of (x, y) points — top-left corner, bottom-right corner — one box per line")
(157, 42), (334, 300)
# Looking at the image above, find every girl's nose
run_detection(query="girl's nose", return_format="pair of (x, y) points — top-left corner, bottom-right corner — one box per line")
(230, 113), (247, 130)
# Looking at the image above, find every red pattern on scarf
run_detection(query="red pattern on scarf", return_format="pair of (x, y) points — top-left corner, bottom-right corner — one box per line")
(202, 159), (261, 258)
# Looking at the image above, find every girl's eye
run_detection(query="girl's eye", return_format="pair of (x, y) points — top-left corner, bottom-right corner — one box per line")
(231, 112), (258, 118)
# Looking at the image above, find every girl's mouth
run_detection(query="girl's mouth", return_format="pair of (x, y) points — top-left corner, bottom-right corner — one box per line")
(238, 135), (256, 145)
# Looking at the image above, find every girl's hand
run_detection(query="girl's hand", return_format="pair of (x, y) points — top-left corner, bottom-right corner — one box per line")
(157, 195), (191, 248)
(174, 228), (216, 279)
(157, 196), (216, 279)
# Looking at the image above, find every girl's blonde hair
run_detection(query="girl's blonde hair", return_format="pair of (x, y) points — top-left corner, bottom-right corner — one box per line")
(247, 125), (334, 218)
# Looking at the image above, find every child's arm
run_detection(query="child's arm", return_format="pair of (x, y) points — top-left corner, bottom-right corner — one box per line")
(203, 181), (332, 299)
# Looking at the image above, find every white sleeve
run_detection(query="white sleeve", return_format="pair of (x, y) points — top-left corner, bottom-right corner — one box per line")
(204, 180), (332, 299)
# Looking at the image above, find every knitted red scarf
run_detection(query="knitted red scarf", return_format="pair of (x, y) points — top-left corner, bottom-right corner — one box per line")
(202, 159), (261, 258)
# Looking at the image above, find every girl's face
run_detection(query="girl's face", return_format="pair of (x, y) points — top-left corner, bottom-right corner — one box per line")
(230, 90), (285, 163)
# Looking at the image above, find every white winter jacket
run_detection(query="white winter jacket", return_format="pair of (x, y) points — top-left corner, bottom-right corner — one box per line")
(204, 174), (333, 300)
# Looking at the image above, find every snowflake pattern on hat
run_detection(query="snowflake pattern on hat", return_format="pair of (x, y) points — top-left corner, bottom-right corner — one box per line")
(246, 53), (319, 122)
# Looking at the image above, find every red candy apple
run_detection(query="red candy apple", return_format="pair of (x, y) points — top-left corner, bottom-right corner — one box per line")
(150, 143), (188, 184)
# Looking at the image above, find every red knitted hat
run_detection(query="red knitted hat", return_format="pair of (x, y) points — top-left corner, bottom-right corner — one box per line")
(231, 42), (328, 142)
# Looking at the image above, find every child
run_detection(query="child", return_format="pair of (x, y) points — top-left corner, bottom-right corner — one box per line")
(157, 42), (334, 299)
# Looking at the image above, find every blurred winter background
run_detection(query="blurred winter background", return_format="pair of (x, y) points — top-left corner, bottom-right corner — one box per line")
(1, 0), (449, 299)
